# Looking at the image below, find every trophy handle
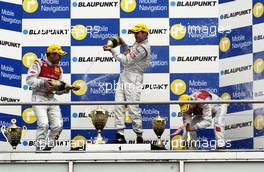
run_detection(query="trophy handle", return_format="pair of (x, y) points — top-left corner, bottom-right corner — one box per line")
(1, 126), (8, 141)
(21, 126), (28, 139)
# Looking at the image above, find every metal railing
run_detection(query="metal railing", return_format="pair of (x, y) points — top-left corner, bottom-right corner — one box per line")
(0, 100), (264, 106)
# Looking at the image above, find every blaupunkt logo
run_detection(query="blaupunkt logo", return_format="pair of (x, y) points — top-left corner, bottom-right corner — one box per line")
(23, 0), (39, 13)
(220, 65), (252, 75)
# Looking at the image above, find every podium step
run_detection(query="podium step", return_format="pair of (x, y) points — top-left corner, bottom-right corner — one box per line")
(85, 144), (151, 151)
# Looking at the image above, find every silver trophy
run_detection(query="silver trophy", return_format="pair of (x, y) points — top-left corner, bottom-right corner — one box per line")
(152, 113), (166, 149)
(89, 106), (109, 144)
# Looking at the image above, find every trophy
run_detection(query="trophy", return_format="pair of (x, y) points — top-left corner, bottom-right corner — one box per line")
(104, 36), (121, 48)
(152, 113), (166, 149)
(88, 106), (109, 144)
(1, 119), (27, 150)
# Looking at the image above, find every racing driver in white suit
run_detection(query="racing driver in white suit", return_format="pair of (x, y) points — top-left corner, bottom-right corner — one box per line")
(26, 44), (80, 151)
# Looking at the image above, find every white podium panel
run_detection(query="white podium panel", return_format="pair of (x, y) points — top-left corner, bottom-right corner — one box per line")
(0, 164), (67, 172)
(74, 163), (179, 172)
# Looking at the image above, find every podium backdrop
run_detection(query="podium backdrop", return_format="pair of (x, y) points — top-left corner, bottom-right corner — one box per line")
(0, 0), (264, 150)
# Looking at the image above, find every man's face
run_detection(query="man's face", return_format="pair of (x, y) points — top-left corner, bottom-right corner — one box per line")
(47, 53), (61, 64)
(134, 31), (147, 43)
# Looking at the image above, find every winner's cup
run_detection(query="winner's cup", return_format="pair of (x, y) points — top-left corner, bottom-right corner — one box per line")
(1, 119), (27, 150)
(105, 36), (121, 48)
(89, 106), (109, 144)
(152, 114), (166, 149)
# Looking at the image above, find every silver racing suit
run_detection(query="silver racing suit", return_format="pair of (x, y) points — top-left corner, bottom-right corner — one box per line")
(26, 57), (68, 148)
(111, 39), (151, 136)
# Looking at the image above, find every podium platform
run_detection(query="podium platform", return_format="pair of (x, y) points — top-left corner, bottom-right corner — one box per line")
(0, 150), (264, 172)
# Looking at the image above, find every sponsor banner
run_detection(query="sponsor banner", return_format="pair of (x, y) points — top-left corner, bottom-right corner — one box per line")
(71, 19), (119, 46)
(141, 74), (170, 102)
(170, 18), (218, 45)
(228, 138), (253, 149)
(71, 129), (116, 143)
(253, 23), (264, 53)
(170, 104), (183, 129)
(253, 80), (264, 109)
(169, 0), (218, 18)
(219, 0), (252, 31)
(70, 105), (115, 129)
(0, 85), (21, 115)
(219, 54), (253, 87)
(253, 0), (264, 25)
(23, 0), (70, 18)
(125, 129), (170, 149)
(219, 82), (253, 113)
(120, 0), (168, 18)
(22, 19), (71, 46)
(224, 110), (253, 140)
(170, 45), (219, 73)
(126, 104), (170, 129)
(219, 26), (252, 59)
(253, 51), (264, 81)
(22, 46), (71, 74)
(170, 73), (219, 100)
(145, 46), (169, 73)
(253, 108), (264, 137)
(17, 130), (71, 152)
(21, 74), (71, 102)
(71, 74), (119, 101)
(71, 0), (120, 18)
(0, 29), (21, 60)
(71, 46), (120, 74)
(120, 18), (169, 46)
(0, 1), (22, 32)
(253, 136), (264, 149)
(20, 105), (71, 130)
(0, 56), (21, 88)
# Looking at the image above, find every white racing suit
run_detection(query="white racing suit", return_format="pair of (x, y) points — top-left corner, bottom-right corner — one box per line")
(111, 39), (151, 136)
(183, 90), (227, 148)
(26, 57), (68, 148)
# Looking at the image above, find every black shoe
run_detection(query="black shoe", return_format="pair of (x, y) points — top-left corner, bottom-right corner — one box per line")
(113, 133), (126, 144)
(136, 136), (143, 144)
(42, 145), (53, 151)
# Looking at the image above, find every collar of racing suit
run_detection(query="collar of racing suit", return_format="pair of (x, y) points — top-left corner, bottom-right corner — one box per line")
(137, 38), (148, 45)
(43, 56), (54, 66)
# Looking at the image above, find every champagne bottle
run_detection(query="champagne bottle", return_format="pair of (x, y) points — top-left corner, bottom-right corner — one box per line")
(49, 79), (70, 91)
(105, 36), (121, 48)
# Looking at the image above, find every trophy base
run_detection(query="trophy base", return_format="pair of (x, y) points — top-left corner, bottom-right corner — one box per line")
(93, 137), (107, 144)
(12, 146), (17, 150)
(151, 144), (167, 150)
